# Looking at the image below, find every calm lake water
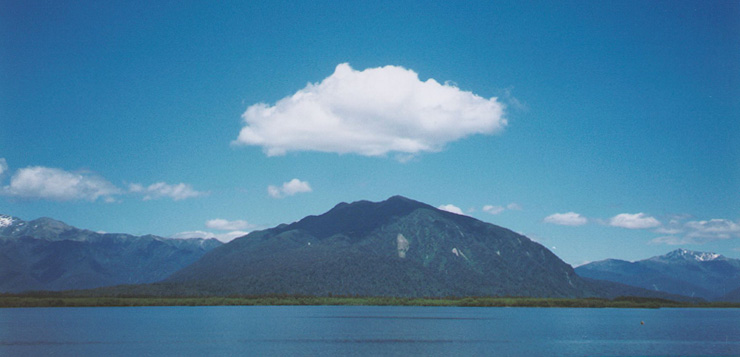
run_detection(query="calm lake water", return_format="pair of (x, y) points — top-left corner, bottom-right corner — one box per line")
(1, 306), (738, 356)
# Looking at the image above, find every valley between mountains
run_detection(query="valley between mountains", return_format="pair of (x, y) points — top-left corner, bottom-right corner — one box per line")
(2, 196), (738, 302)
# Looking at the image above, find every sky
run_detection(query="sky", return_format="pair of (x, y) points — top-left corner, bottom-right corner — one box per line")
(1, 0), (738, 265)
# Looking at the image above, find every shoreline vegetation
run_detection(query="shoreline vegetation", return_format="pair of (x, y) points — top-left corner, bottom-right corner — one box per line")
(2, 294), (739, 309)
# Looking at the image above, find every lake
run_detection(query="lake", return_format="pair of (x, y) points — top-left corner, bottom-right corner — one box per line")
(1, 306), (738, 356)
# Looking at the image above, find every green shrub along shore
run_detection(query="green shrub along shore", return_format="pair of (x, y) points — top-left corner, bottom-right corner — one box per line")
(2, 294), (739, 308)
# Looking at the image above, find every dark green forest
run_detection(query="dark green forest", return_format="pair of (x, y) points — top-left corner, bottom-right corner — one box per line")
(2, 293), (738, 309)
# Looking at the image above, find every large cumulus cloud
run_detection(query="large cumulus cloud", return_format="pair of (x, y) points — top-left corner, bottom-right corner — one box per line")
(234, 63), (506, 157)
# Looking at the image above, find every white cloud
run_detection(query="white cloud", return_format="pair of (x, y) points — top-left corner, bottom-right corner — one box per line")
(171, 230), (249, 243)
(685, 219), (740, 241)
(650, 236), (693, 245)
(0, 158), (7, 177)
(267, 185), (281, 198)
(267, 178), (312, 198)
(609, 213), (661, 229)
(438, 204), (465, 215)
(206, 218), (251, 231)
(654, 227), (683, 235)
(482, 202), (521, 215)
(216, 231), (249, 243)
(2, 166), (120, 201)
(0, 162), (206, 203)
(129, 182), (207, 201)
(544, 212), (588, 226)
(171, 231), (213, 239)
(650, 218), (740, 245)
(482, 205), (505, 215)
(216, 231), (250, 242)
(233, 63), (506, 158)
(506, 203), (522, 211)
(500, 88), (528, 112)
(174, 216), (255, 243)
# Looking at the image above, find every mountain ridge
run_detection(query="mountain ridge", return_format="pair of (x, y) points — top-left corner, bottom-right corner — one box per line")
(654, 248), (724, 262)
(575, 248), (740, 301)
(0, 214), (222, 293)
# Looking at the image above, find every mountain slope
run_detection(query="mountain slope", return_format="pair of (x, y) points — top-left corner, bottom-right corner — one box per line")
(720, 286), (740, 302)
(575, 249), (740, 301)
(0, 215), (222, 293)
(166, 196), (598, 298)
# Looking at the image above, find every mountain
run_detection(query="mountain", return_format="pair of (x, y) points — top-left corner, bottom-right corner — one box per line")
(163, 196), (603, 298)
(0, 214), (222, 293)
(720, 286), (740, 302)
(575, 249), (740, 301)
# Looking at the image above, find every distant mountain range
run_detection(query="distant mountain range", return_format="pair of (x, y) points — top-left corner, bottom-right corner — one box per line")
(575, 249), (740, 301)
(4, 197), (735, 302)
(0, 215), (222, 293)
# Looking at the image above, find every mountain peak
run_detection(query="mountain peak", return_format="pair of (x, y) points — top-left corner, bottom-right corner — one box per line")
(0, 215), (16, 228)
(386, 195), (415, 203)
(29, 216), (72, 228)
(24, 217), (76, 237)
(662, 248), (723, 262)
(284, 196), (433, 240)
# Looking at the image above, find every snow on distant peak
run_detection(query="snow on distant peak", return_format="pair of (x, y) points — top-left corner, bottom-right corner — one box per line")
(667, 248), (722, 262)
(694, 252), (721, 261)
(0, 215), (13, 228)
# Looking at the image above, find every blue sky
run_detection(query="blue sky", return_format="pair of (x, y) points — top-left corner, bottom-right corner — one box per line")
(1, 0), (738, 265)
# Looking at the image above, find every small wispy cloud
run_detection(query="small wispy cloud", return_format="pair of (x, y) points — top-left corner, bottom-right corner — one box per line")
(171, 230), (249, 243)
(129, 182), (207, 201)
(438, 204), (465, 215)
(500, 88), (528, 112)
(650, 218), (740, 245)
(544, 212), (588, 226)
(654, 227), (683, 235)
(650, 236), (694, 245)
(609, 213), (661, 229)
(684, 219), (740, 240)
(482, 202), (522, 215)
(482, 205), (505, 215)
(506, 203), (522, 211)
(206, 218), (251, 231)
(173, 217), (255, 243)
(267, 178), (312, 198)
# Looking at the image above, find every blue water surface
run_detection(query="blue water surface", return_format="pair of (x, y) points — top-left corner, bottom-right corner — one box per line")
(1, 306), (738, 356)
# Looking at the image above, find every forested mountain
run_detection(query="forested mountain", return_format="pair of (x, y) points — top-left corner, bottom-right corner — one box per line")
(0, 215), (221, 293)
(163, 196), (616, 298)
